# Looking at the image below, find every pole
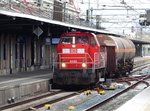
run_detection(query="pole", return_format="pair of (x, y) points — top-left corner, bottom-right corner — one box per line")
(88, 0), (90, 11)
(52, 52), (55, 73)
(64, 1), (67, 22)
(88, 0), (91, 25)
(50, 41), (52, 69)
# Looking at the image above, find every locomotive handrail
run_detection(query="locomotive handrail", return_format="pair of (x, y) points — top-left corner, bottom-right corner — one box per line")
(57, 53), (93, 62)
(53, 53), (94, 70)
(52, 52), (105, 70)
(96, 52), (106, 68)
(94, 52), (105, 69)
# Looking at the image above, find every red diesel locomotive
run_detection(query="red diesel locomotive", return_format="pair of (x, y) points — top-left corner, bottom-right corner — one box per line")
(53, 32), (136, 85)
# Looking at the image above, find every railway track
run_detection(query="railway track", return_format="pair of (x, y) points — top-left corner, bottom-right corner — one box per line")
(28, 76), (150, 111)
(0, 90), (63, 111)
(131, 63), (150, 74)
(1, 64), (150, 111)
(32, 75), (150, 111)
(84, 75), (150, 111)
(0, 89), (86, 111)
(24, 90), (85, 111)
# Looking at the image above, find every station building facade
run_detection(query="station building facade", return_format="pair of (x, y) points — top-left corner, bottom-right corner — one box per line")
(0, 0), (79, 75)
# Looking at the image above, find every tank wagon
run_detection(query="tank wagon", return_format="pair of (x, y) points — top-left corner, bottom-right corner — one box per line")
(53, 32), (136, 85)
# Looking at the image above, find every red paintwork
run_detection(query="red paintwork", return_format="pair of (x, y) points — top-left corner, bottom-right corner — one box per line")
(57, 32), (103, 70)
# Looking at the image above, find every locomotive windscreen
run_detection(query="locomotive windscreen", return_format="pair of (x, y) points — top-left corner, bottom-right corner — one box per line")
(60, 37), (72, 44)
(60, 36), (88, 45)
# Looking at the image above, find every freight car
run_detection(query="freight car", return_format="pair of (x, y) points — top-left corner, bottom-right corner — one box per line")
(53, 32), (136, 85)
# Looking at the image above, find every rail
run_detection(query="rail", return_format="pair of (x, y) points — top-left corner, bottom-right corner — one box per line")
(0, 89), (87, 111)
(84, 75), (150, 111)
(0, 90), (63, 111)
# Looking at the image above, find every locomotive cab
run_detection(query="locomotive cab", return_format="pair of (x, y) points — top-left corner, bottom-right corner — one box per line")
(57, 34), (91, 69)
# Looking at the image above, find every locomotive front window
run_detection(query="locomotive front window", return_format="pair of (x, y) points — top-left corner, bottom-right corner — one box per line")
(76, 37), (88, 45)
(60, 36), (88, 45)
(60, 37), (72, 44)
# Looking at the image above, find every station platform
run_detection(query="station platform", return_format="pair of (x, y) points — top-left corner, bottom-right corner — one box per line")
(116, 86), (150, 111)
(0, 69), (52, 106)
(0, 69), (52, 87)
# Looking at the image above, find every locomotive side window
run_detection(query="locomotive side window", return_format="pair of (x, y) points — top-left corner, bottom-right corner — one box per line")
(60, 37), (72, 44)
(90, 37), (96, 46)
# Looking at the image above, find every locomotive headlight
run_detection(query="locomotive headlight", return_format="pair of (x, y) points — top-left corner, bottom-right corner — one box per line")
(72, 44), (76, 48)
(82, 63), (87, 68)
(61, 62), (66, 68)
